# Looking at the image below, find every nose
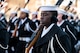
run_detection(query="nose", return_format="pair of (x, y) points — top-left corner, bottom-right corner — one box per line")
(40, 15), (44, 20)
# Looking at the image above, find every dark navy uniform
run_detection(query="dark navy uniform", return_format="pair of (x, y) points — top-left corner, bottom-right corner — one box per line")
(15, 18), (36, 53)
(0, 21), (9, 53)
(0, 16), (8, 28)
(32, 19), (40, 28)
(32, 24), (71, 53)
(8, 17), (18, 53)
(8, 17), (18, 36)
(57, 20), (77, 53)
(75, 20), (80, 40)
(69, 19), (76, 26)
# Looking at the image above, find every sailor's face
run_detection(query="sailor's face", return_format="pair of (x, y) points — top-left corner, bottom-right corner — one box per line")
(40, 11), (52, 25)
(57, 14), (63, 21)
(10, 14), (16, 18)
(68, 16), (71, 20)
(32, 14), (37, 19)
(20, 12), (26, 19)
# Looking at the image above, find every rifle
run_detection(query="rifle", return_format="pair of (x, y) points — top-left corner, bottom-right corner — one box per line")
(64, 1), (73, 11)
(12, 18), (20, 37)
(55, 0), (64, 6)
(25, 24), (44, 53)
(12, 24), (18, 37)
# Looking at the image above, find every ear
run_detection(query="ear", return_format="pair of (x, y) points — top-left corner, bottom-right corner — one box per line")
(62, 15), (66, 20)
(51, 16), (58, 23)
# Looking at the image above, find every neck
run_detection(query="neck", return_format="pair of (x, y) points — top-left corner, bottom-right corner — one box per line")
(22, 17), (27, 20)
(57, 20), (63, 24)
(45, 23), (52, 29)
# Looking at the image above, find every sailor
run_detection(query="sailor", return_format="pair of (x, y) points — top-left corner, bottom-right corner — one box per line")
(57, 9), (77, 53)
(14, 8), (36, 53)
(7, 11), (18, 53)
(0, 18), (9, 53)
(0, 12), (7, 28)
(67, 12), (75, 26)
(25, 6), (71, 53)
(31, 11), (40, 28)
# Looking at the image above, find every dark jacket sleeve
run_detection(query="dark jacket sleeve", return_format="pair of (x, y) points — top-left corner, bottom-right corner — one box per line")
(0, 29), (10, 47)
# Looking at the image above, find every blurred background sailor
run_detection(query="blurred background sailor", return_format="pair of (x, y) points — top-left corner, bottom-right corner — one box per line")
(7, 11), (18, 53)
(0, 11), (7, 28)
(12, 8), (36, 53)
(31, 11), (40, 28)
(57, 9), (77, 53)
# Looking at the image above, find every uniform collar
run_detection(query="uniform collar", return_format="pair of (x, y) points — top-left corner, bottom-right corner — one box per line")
(0, 16), (4, 20)
(57, 20), (65, 27)
(32, 18), (37, 22)
(21, 17), (27, 24)
(69, 19), (73, 22)
(10, 17), (17, 23)
(41, 23), (54, 38)
(35, 24), (58, 47)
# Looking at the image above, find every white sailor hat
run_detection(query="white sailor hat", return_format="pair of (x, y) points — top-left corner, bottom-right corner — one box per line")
(39, 6), (58, 11)
(10, 11), (17, 14)
(68, 12), (74, 17)
(58, 9), (67, 15)
(32, 12), (38, 15)
(20, 8), (30, 13)
(0, 11), (4, 14)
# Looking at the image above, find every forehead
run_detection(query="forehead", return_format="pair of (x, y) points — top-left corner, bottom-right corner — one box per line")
(41, 11), (52, 14)
(20, 11), (26, 14)
(58, 13), (63, 15)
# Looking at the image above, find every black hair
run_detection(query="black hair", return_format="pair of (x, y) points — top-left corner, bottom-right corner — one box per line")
(15, 14), (17, 16)
(65, 15), (68, 19)
(50, 11), (58, 23)
(35, 15), (38, 18)
(62, 15), (66, 20)
(50, 11), (58, 17)
(26, 13), (29, 17)
(71, 16), (73, 19)
(51, 16), (58, 23)
(1, 14), (4, 16)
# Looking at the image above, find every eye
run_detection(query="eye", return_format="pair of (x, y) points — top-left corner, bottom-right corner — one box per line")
(44, 14), (48, 16)
(41, 13), (48, 16)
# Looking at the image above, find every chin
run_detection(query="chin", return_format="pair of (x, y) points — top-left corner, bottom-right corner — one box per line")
(40, 22), (44, 24)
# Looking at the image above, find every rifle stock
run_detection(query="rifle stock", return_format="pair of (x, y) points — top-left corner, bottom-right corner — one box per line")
(25, 24), (44, 53)
(12, 24), (18, 37)
(12, 18), (20, 37)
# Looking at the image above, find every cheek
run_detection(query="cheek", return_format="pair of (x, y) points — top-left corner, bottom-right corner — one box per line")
(68, 17), (70, 19)
(57, 15), (62, 20)
(40, 15), (51, 24)
(44, 17), (50, 23)
(40, 17), (47, 24)
(0, 15), (1, 17)
(11, 14), (15, 17)
(32, 15), (35, 17)
(20, 14), (25, 18)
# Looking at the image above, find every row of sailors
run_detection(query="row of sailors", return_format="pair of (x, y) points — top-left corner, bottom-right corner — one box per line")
(7, 9), (40, 53)
(0, 6), (80, 53)
(0, 8), (40, 53)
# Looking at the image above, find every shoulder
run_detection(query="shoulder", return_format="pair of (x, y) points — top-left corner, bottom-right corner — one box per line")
(65, 21), (73, 26)
(36, 20), (40, 22)
(52, 24), (68, 37)
(55, 25), (69, 38)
